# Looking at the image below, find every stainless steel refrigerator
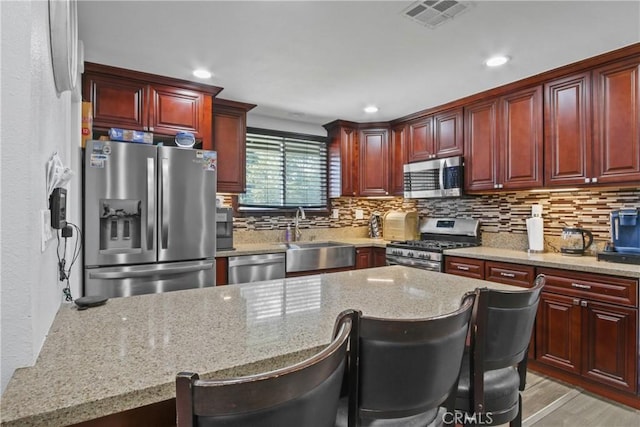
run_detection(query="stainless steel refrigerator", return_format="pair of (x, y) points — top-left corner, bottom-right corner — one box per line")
(83, 140), (217, 298)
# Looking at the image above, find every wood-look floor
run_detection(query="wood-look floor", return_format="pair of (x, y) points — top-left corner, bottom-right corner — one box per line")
(516, 372), (640, 427)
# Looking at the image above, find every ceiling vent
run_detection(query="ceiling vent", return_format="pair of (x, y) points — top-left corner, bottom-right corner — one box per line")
(402, 1), (473, 29)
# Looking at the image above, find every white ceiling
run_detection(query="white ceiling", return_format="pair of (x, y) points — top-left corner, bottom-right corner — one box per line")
(77, 1), (640, 128)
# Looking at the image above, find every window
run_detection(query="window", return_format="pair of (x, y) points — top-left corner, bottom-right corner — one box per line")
(239, 128), (328, 210)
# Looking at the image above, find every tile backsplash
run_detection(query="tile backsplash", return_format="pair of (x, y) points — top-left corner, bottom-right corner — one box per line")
(221, 187), (639, 252)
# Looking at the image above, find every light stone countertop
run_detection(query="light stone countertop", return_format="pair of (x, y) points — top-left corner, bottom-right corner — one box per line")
(444, 247), (640, 279)
(217, 238), (390, 257)
(0, 266), (517, 426)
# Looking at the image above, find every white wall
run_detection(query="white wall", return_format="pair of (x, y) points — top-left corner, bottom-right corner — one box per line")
(1, 0), (81, 393)
(247, 113), (327, 137)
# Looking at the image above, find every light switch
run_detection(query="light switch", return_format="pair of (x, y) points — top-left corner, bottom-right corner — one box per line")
(355, 209), (364, 220)
(332, 208), (339, 219)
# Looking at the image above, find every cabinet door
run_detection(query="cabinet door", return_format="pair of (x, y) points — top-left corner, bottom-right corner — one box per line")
(327, 125), (358, 197)
(544, 72), (593, 186)
(593, 56), (640, 184)
(464, 100), (499, 191)
(444, 256), (484, 279)
(536, 292), (582, 375)
(390, 124), (407, 196)
(434, 108), (463, 158)
(355, 247), (372, 269)
(582, 301), (637, 393)
(83, 73), (148, 130)
(499, 86), (543, 189)
(373, 247), (387, 267)
(148, 85), (206, 137)
(359, 128), (389, 196)
(407, 117), (434, 162)
(216, 257), (228, 286)
(213, 105), (247, 193)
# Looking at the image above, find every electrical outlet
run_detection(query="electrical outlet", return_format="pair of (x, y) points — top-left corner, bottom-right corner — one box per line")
(332, 208), (339, 219)
(41, 209), (53, 252)
(355, 209), (364, 220)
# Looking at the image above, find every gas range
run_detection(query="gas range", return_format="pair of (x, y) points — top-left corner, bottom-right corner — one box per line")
(386, 218), (480, 272)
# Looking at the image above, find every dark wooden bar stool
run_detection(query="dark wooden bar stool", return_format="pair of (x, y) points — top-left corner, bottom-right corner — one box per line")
(454, 274), (546, 426)
(175, 310), (355, 427)
(337, 293), (476, 427)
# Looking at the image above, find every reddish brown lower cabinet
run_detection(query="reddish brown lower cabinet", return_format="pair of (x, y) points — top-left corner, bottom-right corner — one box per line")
(354, 247), (387, 269)
(536, 292), (582, 374)
(444, 256), (484, 280)
(216, 257), (228, 286)
(535, 268), (638, 395)
(485, 261), (536, 287)
(373, 247), (387, 268)
(355, 247), (372, 269)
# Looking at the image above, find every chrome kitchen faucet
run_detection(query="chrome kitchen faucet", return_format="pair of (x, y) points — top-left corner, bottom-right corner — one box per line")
(294, 207), (306, 242)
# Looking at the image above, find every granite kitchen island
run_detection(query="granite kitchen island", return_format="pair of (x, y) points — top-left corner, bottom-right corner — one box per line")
(0, 266), (520, 426)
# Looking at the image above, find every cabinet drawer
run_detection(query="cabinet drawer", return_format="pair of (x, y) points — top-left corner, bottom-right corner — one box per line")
(538, 267), (638, 307)
(485, 261), (535, 288)
(445, 256), (484, 279)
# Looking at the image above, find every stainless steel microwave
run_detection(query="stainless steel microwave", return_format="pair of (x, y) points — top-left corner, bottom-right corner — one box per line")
(403, 156), (463, 199)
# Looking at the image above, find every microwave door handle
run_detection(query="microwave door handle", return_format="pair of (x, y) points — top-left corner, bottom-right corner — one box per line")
(146, 157), (154, 250)
(160, 158), (169, 249)
(438, 159), (445, 196)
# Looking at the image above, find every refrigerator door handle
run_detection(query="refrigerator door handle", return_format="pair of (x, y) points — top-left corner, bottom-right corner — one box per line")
(88, 262), (214, 279)
(146, 157), (155, 250)
(160, 157), (169, 249)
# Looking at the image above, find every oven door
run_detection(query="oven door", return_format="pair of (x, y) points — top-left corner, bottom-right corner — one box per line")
(386, 254), (442, 272)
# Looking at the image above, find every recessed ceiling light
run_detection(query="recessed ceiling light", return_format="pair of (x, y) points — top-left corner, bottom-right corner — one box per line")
(364, 105), (379, 113)
(485, 56), (510, 67)
(193, 69), (212, 79)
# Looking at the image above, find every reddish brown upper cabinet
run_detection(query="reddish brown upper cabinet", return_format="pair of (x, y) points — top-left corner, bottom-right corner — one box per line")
(359, 127), (390, 196)
(465, 86), (543, 192)
(544, 72), (593, 186)
(406, 108), (463, 163)
(325, 121), (359, 197)
(592, 56), (640, 185)
(211, 99), (256, 193)
(82, 63), (221, 148)
(390, 123), (408, 196)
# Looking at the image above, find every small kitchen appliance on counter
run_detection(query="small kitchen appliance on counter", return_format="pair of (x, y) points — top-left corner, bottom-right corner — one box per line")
(560, 227), (593, 256)
(386, 217), (480, 272)
(526, 204), (544, 253)
(597, 208), (640, 265)
(383, 211), (418, 241)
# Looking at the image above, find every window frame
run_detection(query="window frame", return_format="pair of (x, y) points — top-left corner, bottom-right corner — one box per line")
(238, 127), (330, 214)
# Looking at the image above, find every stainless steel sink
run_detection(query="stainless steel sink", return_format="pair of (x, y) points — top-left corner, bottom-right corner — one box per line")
(282, 241), (355, 273)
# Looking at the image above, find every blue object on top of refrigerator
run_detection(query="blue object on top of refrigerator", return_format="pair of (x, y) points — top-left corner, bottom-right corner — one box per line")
(83, 140), (217, 298)
(610, 208), (640, 254)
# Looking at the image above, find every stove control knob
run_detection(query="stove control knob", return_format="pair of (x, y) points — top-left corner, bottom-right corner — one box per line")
(408, 252), (414, 258)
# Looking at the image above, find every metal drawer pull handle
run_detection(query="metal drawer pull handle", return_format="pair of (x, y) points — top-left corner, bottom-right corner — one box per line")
(571, 283), (591, 289)
(457, 266), (470, 271)
(500, 272), (516, 278)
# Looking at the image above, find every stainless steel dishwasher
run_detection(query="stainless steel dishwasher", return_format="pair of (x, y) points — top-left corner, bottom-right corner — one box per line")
(227, 253), (286, 284)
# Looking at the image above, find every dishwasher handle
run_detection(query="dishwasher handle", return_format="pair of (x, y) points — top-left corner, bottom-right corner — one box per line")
(228, 254), (285, 268)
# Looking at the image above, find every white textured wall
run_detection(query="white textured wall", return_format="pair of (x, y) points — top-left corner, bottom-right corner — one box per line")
(247, 113), (327, 136)
(1, 0), (80, 393)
